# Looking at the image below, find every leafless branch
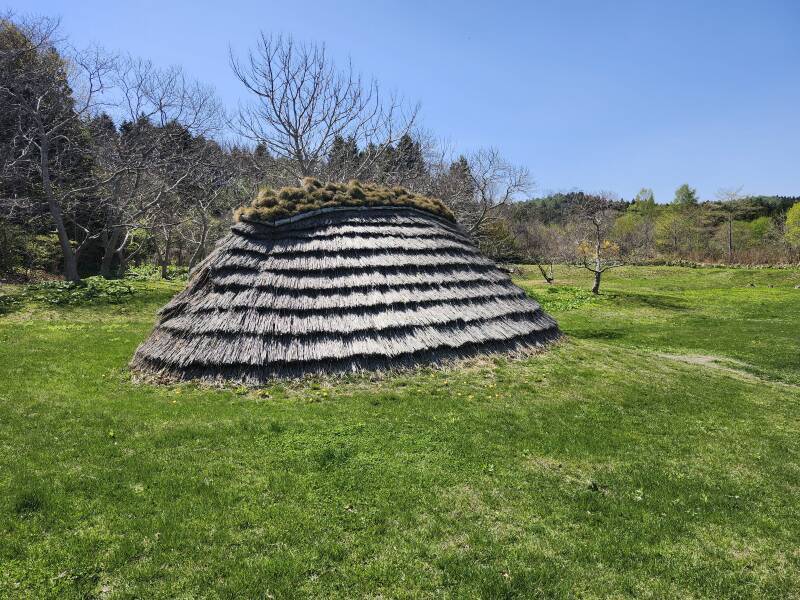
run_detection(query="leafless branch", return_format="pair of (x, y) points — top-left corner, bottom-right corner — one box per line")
(230, 33), (417, 180)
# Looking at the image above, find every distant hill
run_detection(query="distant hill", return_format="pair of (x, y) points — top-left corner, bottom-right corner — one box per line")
(510, 193), (799, 225)
(508, 192), (629, 226)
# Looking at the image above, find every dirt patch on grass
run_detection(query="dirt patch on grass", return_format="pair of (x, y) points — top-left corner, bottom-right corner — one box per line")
(656, 352), (799, 389)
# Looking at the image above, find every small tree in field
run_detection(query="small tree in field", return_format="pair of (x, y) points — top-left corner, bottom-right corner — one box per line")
(573, 194), (625, 294)
(715, 186), (745, 263)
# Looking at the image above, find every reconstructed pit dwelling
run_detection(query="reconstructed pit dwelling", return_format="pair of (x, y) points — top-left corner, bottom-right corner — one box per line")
(130, 179), (561, 383)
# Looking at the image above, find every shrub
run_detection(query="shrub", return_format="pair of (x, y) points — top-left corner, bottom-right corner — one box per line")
(24, 276), (135, 305)
(787, 203), (800, 249)
(124, 264), (189, 281)
(26, 234), (63, 273)
(0, 223), (62, 278)
(0, 219), (27, 275)
(477, 220), (523, 263)
(0, 290), (22, 315)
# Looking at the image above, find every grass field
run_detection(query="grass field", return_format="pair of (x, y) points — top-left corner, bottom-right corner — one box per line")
(1, 266), (799, 598)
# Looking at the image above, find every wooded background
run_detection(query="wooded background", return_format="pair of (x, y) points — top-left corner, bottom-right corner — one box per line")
(2, 14), (799, 286)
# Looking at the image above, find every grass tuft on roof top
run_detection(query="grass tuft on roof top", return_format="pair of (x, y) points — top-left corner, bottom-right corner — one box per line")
(235, 178), (456, 224)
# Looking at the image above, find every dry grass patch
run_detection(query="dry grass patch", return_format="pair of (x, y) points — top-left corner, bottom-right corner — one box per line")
(235, 178), (456, 224)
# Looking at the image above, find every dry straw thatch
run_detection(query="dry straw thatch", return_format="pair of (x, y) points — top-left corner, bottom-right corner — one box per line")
(131, 182), (561, 384)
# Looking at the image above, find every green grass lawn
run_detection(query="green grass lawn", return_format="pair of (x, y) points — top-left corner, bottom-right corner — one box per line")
(1, 266), (799, 598)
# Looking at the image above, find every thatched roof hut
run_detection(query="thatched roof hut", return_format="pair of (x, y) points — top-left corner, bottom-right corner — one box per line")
(130, 180), (560, 383)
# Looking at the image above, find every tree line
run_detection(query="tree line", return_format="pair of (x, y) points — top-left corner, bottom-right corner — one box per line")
(0, 14), (530, 282)
(504, 186), (800, 291)
(1, 13), (798, 292)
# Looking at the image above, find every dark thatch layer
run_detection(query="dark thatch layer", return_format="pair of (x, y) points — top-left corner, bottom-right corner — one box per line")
(130, 205), (561, 384)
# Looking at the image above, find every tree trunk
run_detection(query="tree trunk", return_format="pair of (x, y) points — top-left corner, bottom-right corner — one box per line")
(593, 221), (602, 294)
(100, 226), (122, 279)
(189, 215), (209, 269)
(727, 214), (734, 263)
(40, 135), (80, 283)
(591, 270), (602, 294)
(159, 230), (172, 279)
(116, 248), (128, 277)
(160, 254), (169, 279)
(536, 263), (554, 284)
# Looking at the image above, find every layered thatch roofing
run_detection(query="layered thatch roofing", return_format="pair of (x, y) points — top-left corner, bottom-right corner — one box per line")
(131, 183), (560, 383)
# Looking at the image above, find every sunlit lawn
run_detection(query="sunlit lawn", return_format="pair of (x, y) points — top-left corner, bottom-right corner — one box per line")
(1, 266), (799, 598)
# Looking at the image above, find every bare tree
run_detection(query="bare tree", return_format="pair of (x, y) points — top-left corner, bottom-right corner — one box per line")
(230, 33), (417, 180)
(466, 148), (530, 234)
(510, 218), (562, 283)
(425, 146), (531, 238)
(91, 57), (225, 277)
(1, 14), (115, 281)
(715, 186), (744, 263)
(573, 193), (625, 294)
(179, 140), (243, 269)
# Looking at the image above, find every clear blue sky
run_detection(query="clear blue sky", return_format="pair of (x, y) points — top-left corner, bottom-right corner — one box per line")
(10, 0), (800, 201)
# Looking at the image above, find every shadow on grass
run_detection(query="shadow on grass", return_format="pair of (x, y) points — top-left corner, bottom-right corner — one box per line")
(613, 291), (691, 311)
(569, 328), (626, 341)
(7, 477), (50, 518)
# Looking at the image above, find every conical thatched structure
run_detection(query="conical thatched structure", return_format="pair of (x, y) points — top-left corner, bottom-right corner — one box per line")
(131, 180), (560, 383)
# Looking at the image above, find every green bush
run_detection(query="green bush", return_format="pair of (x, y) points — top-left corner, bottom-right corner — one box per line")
(0, 219), (27, 275)
(0, 223), (63, 277)
(787, 202), (800, 249)
(124, 264), (189, 281)
(24, 276), (135, 305)
(0, 290), (22, 315)
(477, 220), (523, 263)
(26, 234), (63, 273)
